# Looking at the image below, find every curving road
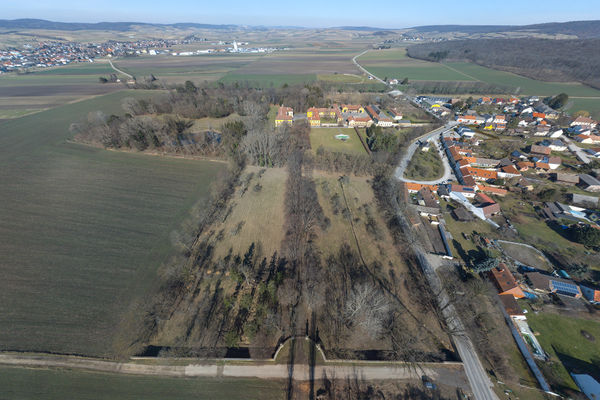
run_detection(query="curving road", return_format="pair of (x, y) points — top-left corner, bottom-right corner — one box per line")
(394, 122), (457, 185)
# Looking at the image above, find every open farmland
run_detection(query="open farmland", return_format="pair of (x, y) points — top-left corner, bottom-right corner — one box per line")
(357, 48), (475, 81)
(112, 54), (261, 84)
(309, 127), (366, 155)
(219, 49), (360, 87)
(444, 61), (600, 98)
(0, 61), (126, 118)
(0, 90), (224, 357)
(0, 366), (285, 400)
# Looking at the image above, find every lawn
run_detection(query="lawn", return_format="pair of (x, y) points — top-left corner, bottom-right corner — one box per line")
(0, 367), (285, 400)
(0, 90), (224, 357)
(526, 311), (600, 392)
(404, 145), (444, 181)
(309, 127), (366, 155)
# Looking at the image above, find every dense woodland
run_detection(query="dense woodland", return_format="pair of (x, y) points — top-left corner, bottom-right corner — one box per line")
(407, 38), (600, 90)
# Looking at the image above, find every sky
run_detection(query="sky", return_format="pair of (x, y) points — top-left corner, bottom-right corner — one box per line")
(2, 0), (600, 28)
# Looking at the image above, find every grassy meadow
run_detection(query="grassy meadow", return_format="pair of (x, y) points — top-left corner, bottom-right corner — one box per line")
(0, 367), (285, 400)
(0, 90), (224, 356)
(404, 145), (444, 181)
(526, 310), (600, 392)
(309, 127), (366, 155)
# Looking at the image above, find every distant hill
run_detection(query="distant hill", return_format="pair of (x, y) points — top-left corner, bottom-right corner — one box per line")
(0, 19), (237, 32)
(410, 20), (600, 39)
(334, 26), (392, 31)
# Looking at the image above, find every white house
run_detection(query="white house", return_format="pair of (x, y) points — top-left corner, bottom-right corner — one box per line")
(571, 116), (598, 130)
(549, 140), (567, 152)
(549, 129), (563, 138)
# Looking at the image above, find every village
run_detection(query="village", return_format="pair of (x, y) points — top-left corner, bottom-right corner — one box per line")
(397, 94), (600, 396)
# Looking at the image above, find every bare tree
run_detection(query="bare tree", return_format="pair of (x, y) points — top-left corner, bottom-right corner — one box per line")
(344, 282), (391, 339)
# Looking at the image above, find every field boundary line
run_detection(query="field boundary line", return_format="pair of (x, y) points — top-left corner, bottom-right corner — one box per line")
(440, 63), (481, 82)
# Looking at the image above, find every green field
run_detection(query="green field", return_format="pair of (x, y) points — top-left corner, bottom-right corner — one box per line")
(444, 62), (600, 98)
(357, 49), (475, 81)
(309, 127), (366, 155)
(526, 311), (600, 392)
(219, 73), (317, 87)
(567, 97), (600, 120)
(317, 73), (364, 83)
(0, 367), (285, 400)
(357, 49), (600, 116)
(0, 90), (224, 357)
(112, 54), (260, 84)
(32, 62), (118, 76)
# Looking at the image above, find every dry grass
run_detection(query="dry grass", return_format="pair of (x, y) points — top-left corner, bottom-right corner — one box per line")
(209, 167), (287, 259)
(314, 173), (452, 354)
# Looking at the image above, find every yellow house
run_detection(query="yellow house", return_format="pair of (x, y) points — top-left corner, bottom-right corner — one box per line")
(341, 104), (365, 114)
(275, 106), (293, 127)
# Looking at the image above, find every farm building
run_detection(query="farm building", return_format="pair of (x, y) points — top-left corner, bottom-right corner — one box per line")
(571, 193), (599, 208)
(553, 173), (579, 185)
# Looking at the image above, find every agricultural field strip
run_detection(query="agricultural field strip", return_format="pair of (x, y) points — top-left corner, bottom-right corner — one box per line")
(0, 90), (224, 356)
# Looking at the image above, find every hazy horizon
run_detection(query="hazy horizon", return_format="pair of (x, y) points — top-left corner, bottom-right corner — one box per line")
(3, 0), (600, 29)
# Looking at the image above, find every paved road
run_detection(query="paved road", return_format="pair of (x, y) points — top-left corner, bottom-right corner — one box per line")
(0, 353), (469, 390)
(394, 123), (457, 185)
(415, 252), (500, 400)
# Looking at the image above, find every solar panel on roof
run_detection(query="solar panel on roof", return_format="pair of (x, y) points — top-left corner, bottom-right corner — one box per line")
(550, 280), (580, 296)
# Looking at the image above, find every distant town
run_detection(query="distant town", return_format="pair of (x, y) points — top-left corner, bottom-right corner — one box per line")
(0, 38), (280, 73)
